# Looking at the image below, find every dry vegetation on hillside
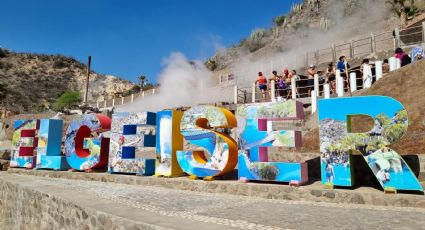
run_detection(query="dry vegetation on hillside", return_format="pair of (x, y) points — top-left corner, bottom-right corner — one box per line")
(0, 49), (135, 113)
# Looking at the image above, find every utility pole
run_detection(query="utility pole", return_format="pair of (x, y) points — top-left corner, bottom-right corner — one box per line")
(84, 56), (91, 105)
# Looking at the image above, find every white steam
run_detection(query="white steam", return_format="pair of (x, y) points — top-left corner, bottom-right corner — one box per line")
(230, 0), (395, 87)
(118, 53), (233, 112)
(119, 0), (397, 111)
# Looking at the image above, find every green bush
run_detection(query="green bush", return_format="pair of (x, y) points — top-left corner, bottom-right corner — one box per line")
(54, 91), (82, 111)
(205, 58), (217, 71)
(273, 15), (286, 26)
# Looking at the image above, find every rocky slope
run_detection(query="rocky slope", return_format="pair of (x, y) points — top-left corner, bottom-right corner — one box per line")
(210, 0), (424, 77)
(0, 49), (135, 113)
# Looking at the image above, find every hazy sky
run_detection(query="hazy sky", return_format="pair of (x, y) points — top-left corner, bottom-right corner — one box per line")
(0, 0), (299, 83)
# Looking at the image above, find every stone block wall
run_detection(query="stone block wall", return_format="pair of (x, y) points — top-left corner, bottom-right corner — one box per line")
(0, 178), (158, 230)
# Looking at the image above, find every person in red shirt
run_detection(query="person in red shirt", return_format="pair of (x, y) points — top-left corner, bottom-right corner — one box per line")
(255, 72), (267, 101)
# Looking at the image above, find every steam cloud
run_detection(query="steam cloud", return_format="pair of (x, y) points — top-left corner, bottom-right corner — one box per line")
(119, 0), (395, 112)
(118, 53), (233, 112)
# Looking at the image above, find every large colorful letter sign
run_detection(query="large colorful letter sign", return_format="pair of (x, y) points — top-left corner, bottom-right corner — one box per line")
(237, 101), (308, 183)
(65, 114), (111, 171)
(36, 119), (69, 170)
(177, 106), (237, 178)
(318, 96), (422, 191)
(156, 110), (184, 177)
(108, 112), (156, 175)
(10, 120), (40, 168)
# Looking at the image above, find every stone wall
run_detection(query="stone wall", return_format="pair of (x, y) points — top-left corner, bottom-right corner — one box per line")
(0, 176), (160, 230)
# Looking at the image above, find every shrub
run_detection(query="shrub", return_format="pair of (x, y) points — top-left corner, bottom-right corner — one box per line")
(273, 15), (286, 26)
(245, 28), (267, 52)
(54, 91), (82, 111)
(53, 60), (67, 69)
(205, 58), (217, 71)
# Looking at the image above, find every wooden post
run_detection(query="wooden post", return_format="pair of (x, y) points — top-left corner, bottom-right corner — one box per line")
(349, 41), (354, 58)
(270, 80), (276, 101)
(389, 57), (397, 71)
(336, 70), (344, 97)
(314, 74), (319, 97)
(233, 85), (238, 104)
(350, 72), (357, 93)
(324, 84), (330, 99)
(252, 82), (256, 103)
(422, 22), (425, 44)
(362, 64), (372, 89)
(83, 56), (91, 105)
(394, 28), (400, 49)
(370, 33), (376, 53)
(311, 90), (317, 114)
(375, 61), (383, 81)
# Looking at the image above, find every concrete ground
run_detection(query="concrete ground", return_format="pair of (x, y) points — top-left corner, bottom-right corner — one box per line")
(1, 172), (425, 230)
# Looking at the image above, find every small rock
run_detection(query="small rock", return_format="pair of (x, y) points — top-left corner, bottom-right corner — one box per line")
(310, 189), (322, 197)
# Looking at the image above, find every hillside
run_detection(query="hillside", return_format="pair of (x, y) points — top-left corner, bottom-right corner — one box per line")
(209, 0), (424, 81)
(0, 49), (135, 113)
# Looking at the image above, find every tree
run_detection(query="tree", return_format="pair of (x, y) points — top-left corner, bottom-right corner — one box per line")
(54, 91), (82, 111)
(137, 75), (147, 90)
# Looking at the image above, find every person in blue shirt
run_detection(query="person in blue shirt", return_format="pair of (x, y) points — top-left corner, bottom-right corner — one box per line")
(337, 56), (349, 73)
(336, 56), (350, 91)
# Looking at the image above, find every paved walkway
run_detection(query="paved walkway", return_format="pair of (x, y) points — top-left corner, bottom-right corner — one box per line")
(1, 173), (425, 230)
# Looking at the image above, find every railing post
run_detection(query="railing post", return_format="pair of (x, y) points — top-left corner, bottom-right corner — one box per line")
(349, 40), (354, 58)
(131, 94), (134, 103)
(422, 21), (425, 44)
(305, 52), (309, 67)
(314, 74), (319, 97)
(375, 60), (383, 81)
(121, 97), (124, 105)
(336, 70), (344, 97)
(389, 57), (397, 71)
(103, 100), (106, 108)
(311, 90), (317, 114)
(112, 98), (115, 107)
(142, 91), (145, 97)
(362, 64), (372, 89)
(252, 82), (256, 103)
(350, 72), (357, 93)
(153, 89), (156, 95)
(96, 101), (99, 108)
(291, 77), (296, 99)
(270, 80), (276, 102)
(394, 27), (400, 49)
(370, 33), (376, 53)
(233, 85), (238, 104)
(323, 83), (330, 99)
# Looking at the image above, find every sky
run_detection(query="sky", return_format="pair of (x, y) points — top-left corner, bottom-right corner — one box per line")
(0, 0), (300, 83)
